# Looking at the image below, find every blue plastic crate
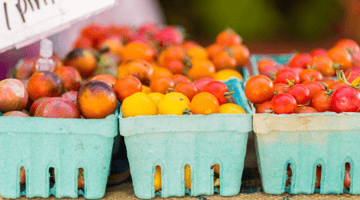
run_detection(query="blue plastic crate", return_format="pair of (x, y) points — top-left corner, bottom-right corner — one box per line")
(119, 79), (253, 199)
(251, 54), (359, 194)
(0, 111), (118, 199)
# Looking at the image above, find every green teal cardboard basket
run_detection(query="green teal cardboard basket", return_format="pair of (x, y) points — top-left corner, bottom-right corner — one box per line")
(251, 54), (360, 194)
(119, 79), (253, 199)
(0, 112), (118, 199)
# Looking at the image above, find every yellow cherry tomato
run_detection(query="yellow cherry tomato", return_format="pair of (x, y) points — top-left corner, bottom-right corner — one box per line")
(154, 166), (162, 191)
(185, 164), (191, 190)
(122, 92), (157, 117)
(148, 92), (164, 105)
(142, 85), (151, 94)
(157, 92), (190, 115)
(214, 69), (243, 81)
(219, 103), (245, 114)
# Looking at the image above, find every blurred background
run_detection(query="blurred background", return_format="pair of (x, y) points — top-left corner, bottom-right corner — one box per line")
(1, 0), (360, 80)
(159, 0), (360, 53)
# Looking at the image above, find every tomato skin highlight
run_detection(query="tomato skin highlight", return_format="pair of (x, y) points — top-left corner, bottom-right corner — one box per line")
(286, 84), (311, 105)
(245, 75), (274, 104)
(271, 93), (297, 114)
(331, 86), (360, 113)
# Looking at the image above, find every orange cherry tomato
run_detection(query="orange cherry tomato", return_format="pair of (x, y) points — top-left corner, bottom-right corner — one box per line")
(328, 47), (353, 71)
(162, 59), (184, 74)
(299, 69), (323, 83)
(190, 92), (219, 115)
(231, 44), (250, 66)
(215, 28), (242, 47)
(122, 41), (155, 62)
(171, 74), (191, 86)
(158, 46), (185, 67)
(206, 44), (224, 60)
(150, 76), (175, 94)
(185, 59), (216, 81)
(335, 39), (360, 53)
(113, 75), (142, 102)
(174, 82), (198, 101)
(245, 75), (274, 104)
(212, 51), (236, 71)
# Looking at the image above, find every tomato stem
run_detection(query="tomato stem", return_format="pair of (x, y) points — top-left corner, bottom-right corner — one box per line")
(223, 91), (234, 98)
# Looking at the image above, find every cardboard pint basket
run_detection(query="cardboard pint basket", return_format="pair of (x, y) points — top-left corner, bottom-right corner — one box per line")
(119, 79), (253, 199)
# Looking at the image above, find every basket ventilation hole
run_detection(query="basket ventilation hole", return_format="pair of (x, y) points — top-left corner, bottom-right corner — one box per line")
(315, 165), (321, 189)
(344, 163), (351, 190)
(286, 164), (292, 187)
(154, 165), (162, 192)
(20, 166), (26, 195)
(211, 164), (220, 188)
(78, 168), (85, 192)
(49, 167), (55, 192)
(184, 165), (191, 191)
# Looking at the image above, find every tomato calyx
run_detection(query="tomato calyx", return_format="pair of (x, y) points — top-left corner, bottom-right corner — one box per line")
(332, 63), (342, 70)
(166, 88), (175, 93)
(306, 64), (316, 70)
(320, 81), (328, 90)
(182, 108), (192, 115)
(264, 109), (274, 114)
(227, 49), (235, 57)
(337, 70), (360, 89)
(223, 91), (235, 98)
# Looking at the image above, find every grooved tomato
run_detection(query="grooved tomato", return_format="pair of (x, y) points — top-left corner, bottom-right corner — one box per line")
(271, 93), (297, 114)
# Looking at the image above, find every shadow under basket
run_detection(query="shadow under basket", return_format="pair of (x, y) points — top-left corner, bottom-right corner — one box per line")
(254, 113), (360, 194)
(0, 111), (118, 199)
(119, 79), (253, 199)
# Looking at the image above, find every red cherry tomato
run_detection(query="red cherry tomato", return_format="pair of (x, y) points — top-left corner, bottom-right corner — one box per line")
(274, 69), (300, 84)
(245, 75), (274, 104)
(331, 86), (360, 113)
(321, 78), (335, 86)
(286, 84), (311, 105)
(295, 106), (318, 113)
(301, 81), (325, 99)
(345, 71), (360, 84)
(194, 78), (215, 92)
(174, 82), (198, 101)
(257, 58), (284, 79)
(311, 91), (332, 112)
(274, 83), (288, 94)
(202, 81), (231, 105)
(256, 101), (272, 113)
(335, 39), (360, 53)
(328, 81), (348, 91)
(299, 69), (323, 83)
(289, 53), (312, 69)
(271, 93), (297, 114)
(310, 48), (328, 58)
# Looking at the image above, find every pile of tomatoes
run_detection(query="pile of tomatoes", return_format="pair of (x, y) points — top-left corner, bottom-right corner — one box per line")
(246, 39), (360, 114)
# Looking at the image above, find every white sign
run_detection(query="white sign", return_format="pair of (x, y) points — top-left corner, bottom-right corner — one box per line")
(0, 0), (116, 53)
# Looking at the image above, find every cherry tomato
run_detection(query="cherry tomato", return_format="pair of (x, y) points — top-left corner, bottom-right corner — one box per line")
(310, 56), (335, 77)
(203, 81), (231, 105)
(271, 93), (297, 114)
(256, 101), (272, 113)
(311, 90), (332, 112)
(190, 92), (219, 114)
(274, 83), (288, 94)
(274, 69), (300, 84)
(206, 44), (224, 60)
(345, 71), (360, 84)
(215, 28), (242, 47)
(299, 69), (323, 83)
(289, 53), (312, 69)
(231, 44), (250, 66)
(162, 59), (184, 74)
(113, 75), (142, 102)
(328, 81), (348, 91)
(291, 67), (304, 76)
(321, 78), (335, 86)
(212, 51), (236, 71)
(174, 82), (198, 101)
(301, 81), (325, 99)
(310, 48), (328, 58)
(295, 106), (318, 113)
(194, 78), (215, 92)
(150, 76), (175, 94)
(171, 74), (191, 86)
(347, 65), (360, 74)
(257, 58), (283, 79)
(328, 47), (353, 71)
(335, 39), (360, 53)
(331, 86), (360, 113)
(286, 84), (311, 105)
(245, 75), (274, 104)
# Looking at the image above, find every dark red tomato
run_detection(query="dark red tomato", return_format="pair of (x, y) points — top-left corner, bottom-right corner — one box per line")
(291, 67), (304, 76)
(331, 86), (360, 113)
(274, 83), (288, 94)
(311, 91), (332, 112)
(299, 69), (323, 83)
(289, 53), (312, 69)
(345, 71), (360, 84)
(245, 75), (274, 104)
(286, 84), (311, 105)
(328, 81), (348, 91)
(174, 82), (198, 101)
(302, 81), (326, 99)
(310, 48), (328, 58)
(295, 106), (318, 113)
(256, 101), (272, 113)
(202, 81), (230, 105)
(271, 93), (297, 114)
(344, 163), (351, 190)
(194, 78), (215, 92)
(274, 69), (300, 84)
